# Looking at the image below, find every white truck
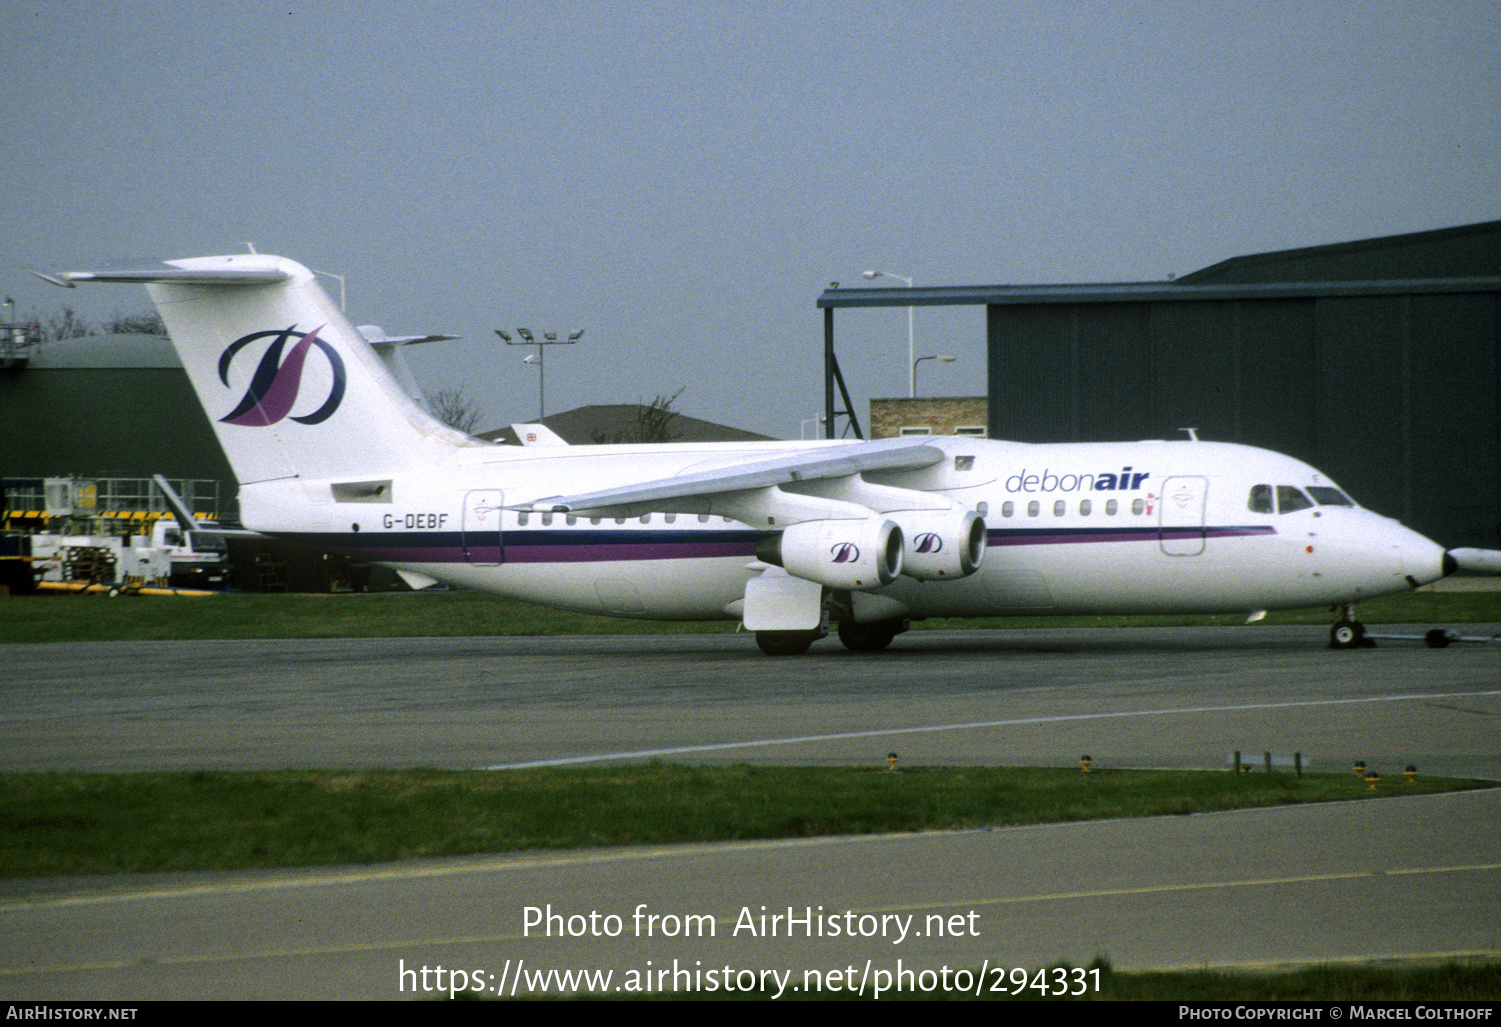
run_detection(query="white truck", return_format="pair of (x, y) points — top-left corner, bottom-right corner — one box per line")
(29, 520), (228, 589)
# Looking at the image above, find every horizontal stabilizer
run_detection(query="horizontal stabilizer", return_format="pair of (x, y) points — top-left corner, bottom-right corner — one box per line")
(38, 253), (478, 484)
(35, 266), (291, 287)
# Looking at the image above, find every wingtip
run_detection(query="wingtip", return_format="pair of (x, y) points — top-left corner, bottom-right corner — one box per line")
(30, 269), (76, 288)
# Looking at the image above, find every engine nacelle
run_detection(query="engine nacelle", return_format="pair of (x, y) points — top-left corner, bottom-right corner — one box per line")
(888, 508), (987, 581)
(756, 518), (903, 590)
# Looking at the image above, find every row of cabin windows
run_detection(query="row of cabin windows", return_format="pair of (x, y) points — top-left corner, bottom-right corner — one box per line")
(516, 484), (1356, 526)
(517, 511), (735, 526)
(995, 497), (1146, 518)
(1247, 484), (1353, 515)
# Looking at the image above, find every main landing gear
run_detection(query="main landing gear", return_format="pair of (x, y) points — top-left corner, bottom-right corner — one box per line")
(755, 630), (821, 656)
(1329, 603), (1374, 649)
(837, 619), (902, 652)
(753, 617), (910, 656)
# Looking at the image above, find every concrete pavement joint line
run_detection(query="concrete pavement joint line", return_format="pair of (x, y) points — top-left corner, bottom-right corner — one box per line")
(6, 863), (1497, 979)
(1133, 949), (1501, 974)
(482, 689), (1501, 769)
(0, 832), (947, 911)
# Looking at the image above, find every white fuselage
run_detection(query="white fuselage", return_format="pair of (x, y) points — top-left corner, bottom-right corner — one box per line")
(241, 436), (1450, 621)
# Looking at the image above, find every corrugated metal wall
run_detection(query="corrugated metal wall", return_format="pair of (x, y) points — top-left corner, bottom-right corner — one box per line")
(987, 290), (1500, 547)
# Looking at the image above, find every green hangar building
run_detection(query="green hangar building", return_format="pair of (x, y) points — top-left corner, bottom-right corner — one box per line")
(0, 332), (233, 515)
(820, 220), (1501, 551)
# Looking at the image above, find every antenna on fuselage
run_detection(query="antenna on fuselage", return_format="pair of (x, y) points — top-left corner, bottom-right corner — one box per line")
(1181, 428), (1200, 441)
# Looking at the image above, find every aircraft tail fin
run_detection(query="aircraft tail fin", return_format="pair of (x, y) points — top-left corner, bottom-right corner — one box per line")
(42, 255), (478, 484)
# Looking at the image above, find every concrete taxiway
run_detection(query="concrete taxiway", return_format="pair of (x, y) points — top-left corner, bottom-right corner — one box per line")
(1, 626), (1498, 999)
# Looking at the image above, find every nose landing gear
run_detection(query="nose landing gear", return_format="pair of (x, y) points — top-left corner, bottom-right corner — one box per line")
(1329, 604), (1375, 649)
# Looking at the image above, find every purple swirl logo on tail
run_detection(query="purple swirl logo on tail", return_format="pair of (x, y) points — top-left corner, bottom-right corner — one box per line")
(218, 325), (347, 426)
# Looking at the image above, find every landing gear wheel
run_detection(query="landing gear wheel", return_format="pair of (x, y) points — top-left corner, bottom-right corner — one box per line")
(1424, 628), (1452, 649)
(755, 630), (819, 656)
(837, 621), (898, 652)
(1329, 620), (1366, 649)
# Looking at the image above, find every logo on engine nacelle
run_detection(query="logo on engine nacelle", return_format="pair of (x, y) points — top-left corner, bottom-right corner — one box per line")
(831, 543), (860, 564)
(913, 532), (943, 554)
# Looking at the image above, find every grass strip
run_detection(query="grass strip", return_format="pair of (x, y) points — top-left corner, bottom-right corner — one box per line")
(629, 958), (1501, 1001)
(4, 587), (1500, 644)
(1, 764), (1489, 878)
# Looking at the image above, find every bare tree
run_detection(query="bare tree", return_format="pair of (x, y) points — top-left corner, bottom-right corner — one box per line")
(103, 310), (167, 335)
(29, 306), (166, 341)
(591, 387), (686, 444)
(42, 306), (93, 342)
(634, 386), (686, 443)
(427, 387), (484, 434)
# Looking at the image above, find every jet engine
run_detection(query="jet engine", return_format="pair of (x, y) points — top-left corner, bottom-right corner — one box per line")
(756, 517), (903, 590)
(888, 508), (987, 581)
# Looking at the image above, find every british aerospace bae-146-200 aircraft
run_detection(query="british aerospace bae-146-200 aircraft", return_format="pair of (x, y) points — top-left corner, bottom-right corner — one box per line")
(40, 254), (1500, 654)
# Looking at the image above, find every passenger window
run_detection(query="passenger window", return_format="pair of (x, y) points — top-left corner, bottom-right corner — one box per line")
(1248, 484), (1274, 514)
(1105, 499), (1117, 516)
(566, 514), (577, 525)
(1079, 499), (1092, 516)
(541, 512), (553, 526)
(1027, 500), (1040, 517)
(518, 511), (530, 526)
(1308, 487), (1354, 507)
(1277, 486), (1314, 513)
(1132, 498), (1144, 515)
(664, 513), (676, 523)
(1053, 500), (1066, 517)
(1001, 501), (1014, 518)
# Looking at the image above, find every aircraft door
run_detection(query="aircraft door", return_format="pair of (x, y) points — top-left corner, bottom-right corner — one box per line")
(1158, 476), (1207, 556)
(463, 489), (504, 565)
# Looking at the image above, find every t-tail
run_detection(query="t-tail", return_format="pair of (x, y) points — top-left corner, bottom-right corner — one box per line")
(40, 255), (479, 485)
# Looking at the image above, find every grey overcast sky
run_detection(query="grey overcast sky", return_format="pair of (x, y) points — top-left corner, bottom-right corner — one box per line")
(4, 0), (1497, 439)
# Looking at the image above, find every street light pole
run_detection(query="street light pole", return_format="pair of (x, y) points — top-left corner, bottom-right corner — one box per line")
(912, 354), (956, 397)
(863, 269), (915, 396)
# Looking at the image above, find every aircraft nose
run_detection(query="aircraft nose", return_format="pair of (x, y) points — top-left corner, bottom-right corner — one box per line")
(1399, 529), (1452, 588)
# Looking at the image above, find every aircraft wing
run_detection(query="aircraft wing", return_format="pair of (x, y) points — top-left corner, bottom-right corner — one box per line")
(529, 437), (948, 513)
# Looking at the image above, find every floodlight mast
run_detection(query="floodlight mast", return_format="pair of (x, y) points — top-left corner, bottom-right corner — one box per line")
(496, 327), (584, 420)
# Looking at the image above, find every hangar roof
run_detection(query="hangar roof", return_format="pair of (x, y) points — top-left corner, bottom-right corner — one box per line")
(23, 333), (180, 369)
(818, 276), (1501, 309)
(820, 220), (1501, 309)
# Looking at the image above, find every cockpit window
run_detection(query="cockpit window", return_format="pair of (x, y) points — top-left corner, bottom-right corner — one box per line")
(1252, 483), (1345, 514)
(1277, 486), (1314, 513)
(1248, 484), (1274, 514)
(1308, 486), (1354, 507)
